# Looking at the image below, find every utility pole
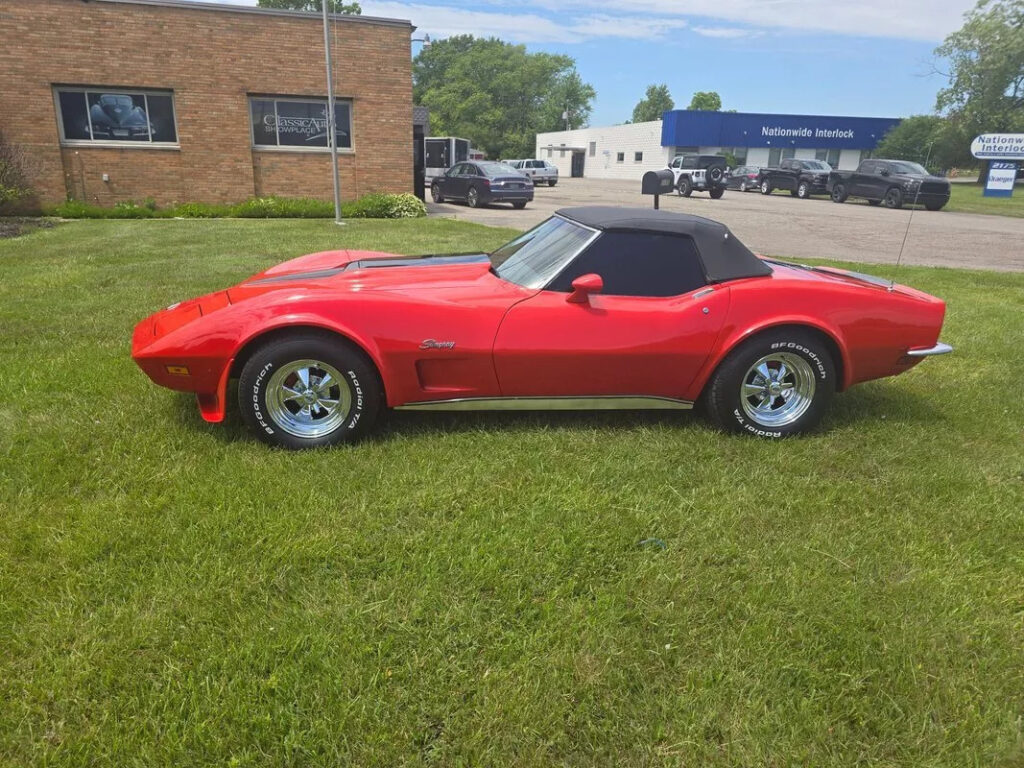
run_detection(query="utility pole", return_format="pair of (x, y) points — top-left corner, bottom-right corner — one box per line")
(322, 0), (343, 224)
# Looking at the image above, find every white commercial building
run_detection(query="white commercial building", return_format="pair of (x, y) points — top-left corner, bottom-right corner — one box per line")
(536, 110), (901, 181)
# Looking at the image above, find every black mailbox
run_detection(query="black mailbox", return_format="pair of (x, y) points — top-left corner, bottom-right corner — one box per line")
(641, 168), (675, 209)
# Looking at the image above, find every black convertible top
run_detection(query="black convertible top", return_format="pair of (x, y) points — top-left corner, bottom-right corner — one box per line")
(556, 206), (772, 283)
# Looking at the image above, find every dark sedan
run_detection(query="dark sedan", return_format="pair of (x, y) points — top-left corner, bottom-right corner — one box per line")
(725, 166), (762, 192)
(431, 161), (534, 209)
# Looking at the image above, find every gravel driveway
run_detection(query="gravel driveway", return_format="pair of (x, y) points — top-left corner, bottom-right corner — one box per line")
(428, 177), (1024, 272)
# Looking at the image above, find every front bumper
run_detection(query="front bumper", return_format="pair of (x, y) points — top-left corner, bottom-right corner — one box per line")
(906, 342), (953, 357)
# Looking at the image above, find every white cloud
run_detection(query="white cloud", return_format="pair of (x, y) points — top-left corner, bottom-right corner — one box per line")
(692, 26), (759, 39)
(181, 0), (975, 42)
(360, 1), (689, 43)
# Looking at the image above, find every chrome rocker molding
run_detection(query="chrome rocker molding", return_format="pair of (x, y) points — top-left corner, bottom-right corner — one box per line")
(906, 342), (954, 357)
(396, 395), (695, 412)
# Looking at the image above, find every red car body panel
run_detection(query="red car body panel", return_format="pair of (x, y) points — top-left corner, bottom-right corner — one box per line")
(132, 244), (947, 425)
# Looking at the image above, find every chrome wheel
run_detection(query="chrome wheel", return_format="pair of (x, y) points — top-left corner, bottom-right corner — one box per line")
(265, 359), (351, 438)
(740, 180), (748, 192)
(740, 352), (816, 428)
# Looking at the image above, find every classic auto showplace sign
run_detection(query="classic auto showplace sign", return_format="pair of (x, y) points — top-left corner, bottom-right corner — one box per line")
(971, 133), (1024, 198)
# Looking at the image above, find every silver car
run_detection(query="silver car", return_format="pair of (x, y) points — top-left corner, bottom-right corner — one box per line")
(509, 159), (559, 187)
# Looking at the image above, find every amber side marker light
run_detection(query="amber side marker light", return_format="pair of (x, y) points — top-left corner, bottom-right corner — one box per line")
(166, 365), (191, 376)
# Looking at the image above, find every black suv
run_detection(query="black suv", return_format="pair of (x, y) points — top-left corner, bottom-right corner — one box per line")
(667, 154), (728, 199)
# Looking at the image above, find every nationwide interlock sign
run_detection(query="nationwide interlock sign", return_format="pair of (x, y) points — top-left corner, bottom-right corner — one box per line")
(971, 134), (1024, 198)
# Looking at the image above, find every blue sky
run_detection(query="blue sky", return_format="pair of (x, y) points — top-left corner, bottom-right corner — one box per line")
(202, 0), (974, 125)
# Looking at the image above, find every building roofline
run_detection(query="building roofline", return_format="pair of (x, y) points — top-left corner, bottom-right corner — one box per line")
(88, 0), (414, 29)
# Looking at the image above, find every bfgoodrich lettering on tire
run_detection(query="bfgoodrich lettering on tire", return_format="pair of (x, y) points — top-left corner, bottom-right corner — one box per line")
(238, 334), (381, 449)
(704, 330), (836, 438)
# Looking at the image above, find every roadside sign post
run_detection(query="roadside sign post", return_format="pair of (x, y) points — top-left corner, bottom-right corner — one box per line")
(970, 133), (1024, 199)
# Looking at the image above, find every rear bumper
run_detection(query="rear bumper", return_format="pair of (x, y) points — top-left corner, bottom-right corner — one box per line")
(483, 188), (535, 203)
(906, 342), (953, 357)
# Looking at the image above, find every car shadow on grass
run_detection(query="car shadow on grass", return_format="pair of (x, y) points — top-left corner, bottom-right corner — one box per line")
(169, 380), (942, 446)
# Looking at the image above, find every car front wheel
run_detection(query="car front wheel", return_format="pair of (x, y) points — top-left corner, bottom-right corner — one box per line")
(238, 334), (381, 449)
(466, 187), (481, 208)
(797, 181), (810, 199)
(883, 187), (904, 209)
(704, 330), (835, 438)
(431, 184), (443, 203)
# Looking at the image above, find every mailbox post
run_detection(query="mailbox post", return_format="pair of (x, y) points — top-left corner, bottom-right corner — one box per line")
(641, 169), (675, 210)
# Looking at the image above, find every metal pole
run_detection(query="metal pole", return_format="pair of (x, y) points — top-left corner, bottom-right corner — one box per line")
(322, 0), (343, 224)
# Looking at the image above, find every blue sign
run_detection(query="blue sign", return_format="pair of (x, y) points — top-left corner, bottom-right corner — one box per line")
(984, 161), (1018, 198)
(661, 110), (901, 150)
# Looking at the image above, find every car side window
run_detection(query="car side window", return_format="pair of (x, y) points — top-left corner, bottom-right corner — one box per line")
(861, 161), (878, 175)
(547, 232), (707, 298)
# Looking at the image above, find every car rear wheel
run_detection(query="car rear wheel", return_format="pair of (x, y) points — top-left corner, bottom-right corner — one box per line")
(548, 180), (557, 187)
(431, 184), (443, 203)
(704, 330), (835, 438)
(925, 201), (946, 211)
(739, 180), (749, 192)
(830, 183), (848, 203)
(512, 201), (527, 209)
(867, 199), (882, 206)
(760, 180), (772, 195)
(883, 187), (904, 209)
(677, 178), (693, 197)
(238, 335), (380, 449)
(466, 187), (481, 208)
(797, 181), (811, 199)
(709, 187), (725, 199)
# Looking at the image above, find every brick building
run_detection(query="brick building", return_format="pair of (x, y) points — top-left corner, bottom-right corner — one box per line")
(0, 0), (414, 207)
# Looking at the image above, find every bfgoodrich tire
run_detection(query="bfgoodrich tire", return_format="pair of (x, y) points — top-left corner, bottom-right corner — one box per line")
(238, 334), (381, 449)
(704, 330), (836, 438)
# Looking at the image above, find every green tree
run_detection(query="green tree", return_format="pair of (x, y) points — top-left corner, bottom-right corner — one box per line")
(631, 84), (674, 123)
(256, 0), (361, 14)
(935, 0), (1024, 134)
(413, 36), (595, 159)
(874, 115), (968, 173)
(688, 91), (722, 111)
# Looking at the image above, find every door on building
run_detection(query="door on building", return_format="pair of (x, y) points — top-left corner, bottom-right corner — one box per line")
(571, 151), (585, 178)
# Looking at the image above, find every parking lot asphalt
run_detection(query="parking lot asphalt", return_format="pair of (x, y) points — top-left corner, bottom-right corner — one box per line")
(427, 177), (1024, 272)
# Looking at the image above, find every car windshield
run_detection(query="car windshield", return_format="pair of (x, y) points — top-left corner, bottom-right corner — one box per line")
(490, 216), (594, 289)
(804, 160), (831, 170)
(890, 161), (929, 175)
(478, 162), (516, 177)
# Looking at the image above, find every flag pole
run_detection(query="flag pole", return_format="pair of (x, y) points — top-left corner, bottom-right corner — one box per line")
(322, 0), (343, 224)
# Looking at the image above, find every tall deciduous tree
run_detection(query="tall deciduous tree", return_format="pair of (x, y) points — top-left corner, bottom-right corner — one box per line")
(935, 0), (1024, 133)
(413, 36), (595, 159)
(874, 115), (968, 173)
(257, 0), (361, 14)
(688, 91), (722, 111)
(631, 84), (674, 123)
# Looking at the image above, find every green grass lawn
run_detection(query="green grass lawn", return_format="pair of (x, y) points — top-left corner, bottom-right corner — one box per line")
(945, 183), (1024, 217)
(1, 219), (1023, 767)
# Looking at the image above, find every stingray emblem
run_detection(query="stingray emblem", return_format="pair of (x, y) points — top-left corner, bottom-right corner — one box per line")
(420, 339), (456, 350)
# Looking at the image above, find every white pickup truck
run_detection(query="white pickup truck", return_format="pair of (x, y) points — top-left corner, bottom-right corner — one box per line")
(507, 159), (559, 186)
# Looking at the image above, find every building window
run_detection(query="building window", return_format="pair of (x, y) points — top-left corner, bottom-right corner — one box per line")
(781, 147), (796, 160)
(54, 87), (178, 145)
(589, 141), (596, 157)
(616, 152), (625, 163)
(249, 96), (352, 150)
(860, 149), (874, 163)
(722, 146), (747, 164)
(634, 151), (643, 162)
(559, 143), (566, 158)
(768, 147), (782, 166)
(815, 148), (841, 167)
(547, 148), (553, 158)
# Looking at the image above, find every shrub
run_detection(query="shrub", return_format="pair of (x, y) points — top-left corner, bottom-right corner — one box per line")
(46, 193), (428, 220)
(0, 131), (38, 213)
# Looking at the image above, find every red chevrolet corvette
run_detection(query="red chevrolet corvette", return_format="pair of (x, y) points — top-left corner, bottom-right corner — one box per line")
(132, 207), (952, 447)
